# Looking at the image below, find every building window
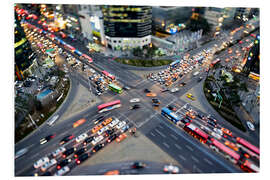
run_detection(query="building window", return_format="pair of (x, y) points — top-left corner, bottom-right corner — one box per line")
(119, 40), (121, 43)
(113, 40), (116, 43)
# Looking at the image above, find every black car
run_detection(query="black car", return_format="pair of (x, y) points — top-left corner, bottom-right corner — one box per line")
(76, 153), (89, 165)
(74, 148), (87, 158)
(57, 159), (71, 170)
(131, 104), (140, 110)
(144, 89), (151, 93)
(181, 118), (192, 124)
(94, 116), (104, 124)
(59, 135), (74, 145)
(62, 147), (76, 158)
(132, 162), (146, 169)
(92, 144), (104, 153)
(24, 81), (32, 87)
(152, 98), (160, 104)
(41, 171), (52, 176)
(107, 134), (118, 143)
(179, 82), (186, 86)
(83, 136), (94, 146)
(197, 113), (206, 120)
(207, 115), (217, 122)
(40, 134), (56, 144)
(105, 129), (115, 137)
(197, 77), (203, 82)
(167, 105), (176, 111)
(152, 103), (160, 107)
(207, 120), (217, 127)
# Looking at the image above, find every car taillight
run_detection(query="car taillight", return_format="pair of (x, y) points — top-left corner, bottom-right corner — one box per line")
(63, 155), (66, 158)
(83, 142), (86, 146)
(74, 155), (77, 158)
(108, 140), (110, 143)
(77, 160), (80, 164)
(57, 165), (60, 169)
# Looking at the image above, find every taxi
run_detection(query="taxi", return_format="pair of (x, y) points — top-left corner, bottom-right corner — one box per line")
(73, 119), (86, 128)
(102, 117), (113, 126)
(92, 124), (103, 134)
(186, 93), (196, 101)
(146, 93), (157, 97)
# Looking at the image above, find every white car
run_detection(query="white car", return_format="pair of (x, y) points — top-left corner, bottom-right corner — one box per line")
(52, 147), (66, 157)
(130, 98), (140, 103)
(41, 159), (57, 172)
(109, 118), (120, 128)
(54, 166), (70, 176)
(211, 132), (222, 140)
(15, 148), (28, 159)
(170, 88), (179, 93)
(91, 135), (104, 146)
(33, 156), (50, 169)
(246, 121), (255, 131)
(75, 133), (88, 143)
(47, 115), (59, 126)
(116, 121), (126, 130)
(163, 164), (180, 174)
(97, 126), (109, 136)
(213, 128), (223, 136)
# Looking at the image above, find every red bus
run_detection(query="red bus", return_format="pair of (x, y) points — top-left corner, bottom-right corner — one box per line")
(65, 44), (76, 52)
(240, 159), (259, 172)
(236, 137), (260, 155)
(102, 70), (115, 80)
(210, 138), (240, 163)
(211, 59), (221, 67)
(82, 54), (93, 63)
(97, 100), (121, 113)
(183, 123), (209, 143)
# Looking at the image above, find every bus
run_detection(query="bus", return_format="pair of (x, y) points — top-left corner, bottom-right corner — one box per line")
(240, 159), (259, 173)
(97, 100), (121, 113)
(81, 54), (93, 63)
(102, 70), (115, 80)
(183, 123), (209, 143)
(74, 49), (83, 57)
(161, 107), (182, 124)
(236, 137), (260, 155)
(209, 138), (240, 164)
(65, 44), (76, 52)
(211, 59), (221, 67)
(108, 83), (123, 94)
(170, 60), (180, 68)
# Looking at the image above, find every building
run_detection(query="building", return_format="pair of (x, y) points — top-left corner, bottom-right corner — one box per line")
(102, 5), (152, 50)
(234, 7), (251, 20)
(152, 6), (192, 34)
(203, 7), (224, 31)
(14, 11), (37, 80)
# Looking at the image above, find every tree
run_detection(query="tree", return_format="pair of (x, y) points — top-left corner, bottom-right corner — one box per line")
(186, 16), (211, 35)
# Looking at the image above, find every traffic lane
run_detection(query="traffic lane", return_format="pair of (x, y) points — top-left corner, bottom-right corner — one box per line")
(146, 118), (241, 173)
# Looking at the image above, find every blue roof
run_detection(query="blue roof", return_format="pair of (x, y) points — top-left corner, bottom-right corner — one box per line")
(170, 60), (180, 66)
(161, 107), (180, 121)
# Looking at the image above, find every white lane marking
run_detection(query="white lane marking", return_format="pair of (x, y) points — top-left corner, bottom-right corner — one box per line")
(137, 112), (158, 128)
(150, 132), (156, 137)
(178, 155), (186, 161)
(163, 142), (170, 148)
(170, 134), (178, 140)
(185, 145), (194, 152)
(154, 128), (166, 138)
(191, 156), (199, 163)
(175, 143), (182, 150)
(158, 125), (164, 129)
(203, 158), (214, 166)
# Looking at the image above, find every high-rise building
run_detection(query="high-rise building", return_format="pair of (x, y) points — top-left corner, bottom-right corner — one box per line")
(14, 12), (36, 80)
(102, 5), (152, 50)
(203, 7), (224, 31)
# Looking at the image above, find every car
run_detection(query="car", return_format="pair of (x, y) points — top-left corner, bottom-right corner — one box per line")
(83, 136), (94, 146)
(186, 93), (196, 101)
(121, 124), (130, 133)
(170, 88), (179, 93)
(15, 148), (28, 159)
(97, 126), (109, 135)
(94, 116), (104, 124)
(163, 164), (180, 174)
(107, 134), (118, 143)
(221, 128), (233, 137)
(211, 132), (222, 140)
(76, 153), (89, 165)
(207, 120), (217, 127)
(51, 147), (66, 157)
(131, 104), (140, 110)
(62, 147), (76, 158)
(167, 105), (177, 111)
(102, 117), (113, 126)
(105, 129), (115, 137)
(104, 170), (120, 175)
(55, 166), (70, 176)
(197, 113), (206, 120)
(41, 171), (52, 176)
(207, 115), (217, 122)
(246, 121), (255, 131)
(92, 143), (104, 153)
(144, 89), (151, 93)
(109, 118), (120, 128)
(73, 119), (86, 128)
(179, 82), (186, 87)
(152, 103), (160, 107)
(40, 159), (57, 172)
(74, 148), (87, 158)
(146, 93), (157, 97)
(59, 135), (74, 145)
(116, 121), (126, 130)
(186, 111), (196, 119)
(213, 128), (223, 136)
(75, 133), (88, 143)
(130, 98), (140, 103)
(197, 77), (203, 82)
(123, 86), (131, 90)
(152, 98), (160, 104)
(40, 134), (56, 145)
(91, 124), (103, 134)
(91, 135), (104, 146)
(56, 159), (71, 170)
(132, 162), (146, 169)
(181, 118), (192, 124)
(116, 133), (127, 143)
(33, 156), (50, 169)
(224, 141), (239, 151)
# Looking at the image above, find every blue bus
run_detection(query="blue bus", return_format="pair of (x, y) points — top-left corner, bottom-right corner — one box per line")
(74, 49), (83, 57)
(161, 107), (182, 124)
(170, 60), (180, 68)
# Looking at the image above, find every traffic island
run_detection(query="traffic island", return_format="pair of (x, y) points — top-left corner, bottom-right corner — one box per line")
(203, 76), (246, 132)
(15, 74), (71, 143)
(115, 58), (173, 67)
